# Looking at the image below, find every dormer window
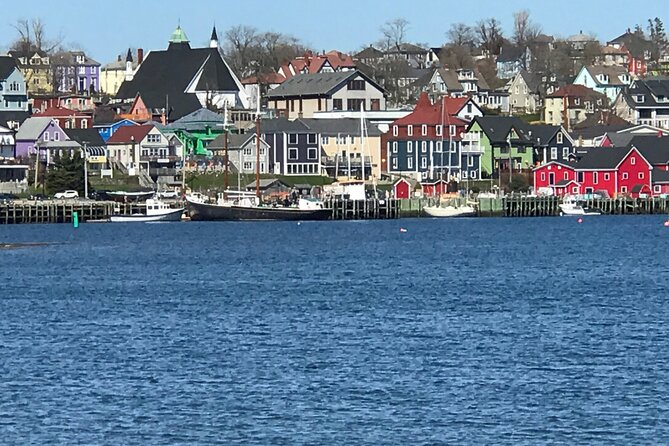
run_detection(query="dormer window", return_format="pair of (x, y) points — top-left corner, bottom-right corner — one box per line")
(574, 97), (581, 105)
(635, 95), (645, 103)
(556, 132), (563, 144)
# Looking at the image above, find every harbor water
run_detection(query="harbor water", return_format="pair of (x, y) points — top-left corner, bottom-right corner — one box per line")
(2, 216), (669, 444)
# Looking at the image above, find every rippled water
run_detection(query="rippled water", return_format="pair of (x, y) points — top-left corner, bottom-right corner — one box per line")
(1, 216), (669, 444)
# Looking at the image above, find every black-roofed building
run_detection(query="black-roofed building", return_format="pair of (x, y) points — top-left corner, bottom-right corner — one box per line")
(527, 124), (574, 164)
(496, 44), (531, 79)
(115, 25), (249, 122)
(266, 70), (385, 119)
(0, 56), (29, 113)
(508, 70), (542, 114)
(467, 116), (534, 176)
(612, 77), (669, 129)
(257, 118), (324, 176)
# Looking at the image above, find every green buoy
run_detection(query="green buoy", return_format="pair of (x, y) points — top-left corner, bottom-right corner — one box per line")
(73, 211), (79, 228)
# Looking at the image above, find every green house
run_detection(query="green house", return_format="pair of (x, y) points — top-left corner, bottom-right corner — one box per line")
(168, 107), (227, 156)
(466, 116), (534, 177)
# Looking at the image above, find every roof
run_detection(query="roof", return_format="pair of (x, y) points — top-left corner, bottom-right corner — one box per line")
(241, 72), (286, 85)
(208, 132), (267, 150)
(169, 108), (225, 130)
(607, 31), (652, 58)
(107, 124), (155, 144)
(518, 70), (540, 92)
(116, 35), (242, 120)
(471, 116), (530, 144)
(497, 44), (526, 63)
(53, 51), (100, 67)
(573, 111), (631, 129)
(355, 46), (385, 60)
(0, 110), (30, 129)
(570, 146), (630, 169)
(391, 92), (468, 128)
(169, 25), (189, 44)
(547, 84), (606, 99)
(583, 65), (629, 86)
(298, 118), (382, 137)
(567, 31), (596, 43)
(266, 70), (382, 98)
(628, 135), (669, 165)
(35, 106), (89, 118)
(64, 128), (106, 147)
(652, 169), (669, 183)
(0, 56), (19, 79)
(527, 124), (560, 146)
(260, 117), (312, 133)
(15, 117), (54, 140)
(246, 178), (290, 189)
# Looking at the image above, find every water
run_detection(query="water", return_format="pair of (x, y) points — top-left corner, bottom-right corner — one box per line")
(1, 216), (669, 444)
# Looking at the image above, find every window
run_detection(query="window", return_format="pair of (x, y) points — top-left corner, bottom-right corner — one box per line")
(408, 125), (413, 136)
(564, 172), (569, 180)
(630, 157), (636, 165)
(243, 162), (253, 170)
(407, 142), (413, 153)
(54, 132), (60, 141)
(467, 103), (472, 113)
(307, 133), (317, 144)
(578, 172), (584, 182)
(551, 147), (557, 159)
(470, 170), (477, 179)
(639, 172), (644, 179)
(288, 148), (298, 160)
(321, 136), (329, 145)
(574, 97), (580, 105)
(307, 147), (317, 160)
(393, 126), (398, 136)
(407, 157), (413, 169)
(436, 125), (442, 136)
(621, 186), (627, 193)
(392, 157), (398, 169)
(421, 157), (427, 168)
(449, 125), (456, 136)
(573, 186), (579, 194)
(147, 134), (161, 143)
(462, 170), (468, 179)
(392, 142), (398, 153)
(333, 99), (343, 110)
(468, 157), (474, 167)
(421, 142), (427, 153)
(436, 141), (442, 152)
(43, 132), (49, 141)
(347, 99), (365, 111)
(288, 134), (298, 144)
(604, 173), (610, 181)
(622, 172), (628, 179)
(655, 185), (661, 193)
(541, 172), (546, 182)
(450, 142), (456, 153)
(81, 119), (87, 129)
(422, 125), (427, 136)
(347, 79), (366, 90)
(556, 132), (563, 144)
(243, 148), (252, 156)
(563, 148), (569, 158)
(593, 172), (598, 184)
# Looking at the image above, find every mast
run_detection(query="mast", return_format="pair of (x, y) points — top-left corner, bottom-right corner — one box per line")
(360, 103), (365, 184)
(223, 103), (229, 196)
(255, 84), (261, 200)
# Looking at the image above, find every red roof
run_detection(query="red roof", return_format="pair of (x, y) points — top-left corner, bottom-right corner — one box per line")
(107, 124), (154, 144)
(35, 106), (89, 117)
(276, 50), (356, 83)
(393, 92), (468, 127)
(241, 72), (286, 85)
(547, 84), (604, 99)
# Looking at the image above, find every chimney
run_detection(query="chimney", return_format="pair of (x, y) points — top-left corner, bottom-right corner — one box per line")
(117, 54), (121, 62)
(137, 48), (144, 64)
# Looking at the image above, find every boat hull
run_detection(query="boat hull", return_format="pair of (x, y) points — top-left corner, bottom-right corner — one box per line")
(559, 204), (601, 216)
(424, 206), (476, 218)
(109, 209), (184, 223)
(187, 200), (331, 221)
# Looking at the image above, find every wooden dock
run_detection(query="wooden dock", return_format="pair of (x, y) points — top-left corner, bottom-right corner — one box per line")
(325, 198), (399, 220)
(0, 200), (171, 224)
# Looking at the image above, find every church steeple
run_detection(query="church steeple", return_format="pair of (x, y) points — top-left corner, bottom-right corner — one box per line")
(168, 25), (191, 50)
(125, 48), (134, 81)
(210, 25), (218, 48)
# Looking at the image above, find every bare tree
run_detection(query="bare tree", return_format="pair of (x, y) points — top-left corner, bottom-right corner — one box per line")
(476, 18), (505, 56)
(223, 25), (260, 77)
(380, 18), (409, 51)
(447, 23), (478, 48)
(513, 10), (542, 48)
(439, 45), (475, 69)
(11, 18), (63, 54)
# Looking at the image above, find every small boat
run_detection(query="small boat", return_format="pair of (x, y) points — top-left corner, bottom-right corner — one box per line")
(106, 190), (155, 203)
(110, 199), (184, 222)
(559, 199), (601, 216)
(424, 204), (477, 218)
(186, 191), (331, 221)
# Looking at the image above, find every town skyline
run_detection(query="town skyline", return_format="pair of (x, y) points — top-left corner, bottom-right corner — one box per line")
(0, 0), (666, 64)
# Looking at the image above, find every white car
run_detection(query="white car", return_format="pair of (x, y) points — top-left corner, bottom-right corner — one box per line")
(156, 190), (179, 199)
(54, 190), (80, 200)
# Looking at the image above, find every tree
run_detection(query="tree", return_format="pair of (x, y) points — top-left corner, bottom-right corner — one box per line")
(439, 44), (475, 69)
(45, 151), (87, 195)
(10, 18), (63, 54)
(380, 18), (409, 51)
(513, 10), (541, 48)
(476, 18), (505, 56)
(447, 23), (478, 48)
(223, 25), (260, 77)
(648, 17), (668, 65)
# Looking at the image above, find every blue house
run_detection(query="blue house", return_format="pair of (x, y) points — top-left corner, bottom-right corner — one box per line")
(261, 118), (322, 176)
(94, 118), (138, 142)
(527, 124), (575, 165)
(0, 56), (29, 112)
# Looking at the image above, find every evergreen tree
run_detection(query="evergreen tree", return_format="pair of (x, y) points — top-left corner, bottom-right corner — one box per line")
(45, 151), (86, 195)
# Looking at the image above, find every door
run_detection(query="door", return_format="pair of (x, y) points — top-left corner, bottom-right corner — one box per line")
(371, 99), (381, 111)
(548, 172), (555, 185)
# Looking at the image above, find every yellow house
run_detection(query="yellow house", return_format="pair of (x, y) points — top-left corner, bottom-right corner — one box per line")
(100, 49), (140, 96)
(300, 118), (383, 180)
(8, 49), (53, 94)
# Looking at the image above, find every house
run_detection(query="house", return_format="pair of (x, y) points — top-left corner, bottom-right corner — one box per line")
(627, 135), (669, 195)
(572, 65), (632, 103)
(277, 50), (356, 81)
(53, 51), (101, 93)
(94, 118), (139, 142)
(167, 108), (226, 156)
(465, 116), (533, 178)
(0, 110), (30, 132)
(15, 117), (70, 160)
(591, 123), (669, 147)
(597, 45), (629, 67)
(544, 85), (608, 130)
(34, 106), (92, 129)
(298, 118), (382, 180)
(0, 57), (29, 113)
(208, 132), (271, 175)
(107, 124), (178, 180)
(566, 31), (598, 52)
(266, 70), (386, 119)
(245, 178), (291, 196)
(508, 70), (542, 114)
(392, 177), (416, 199)
(385, 43), (436, 69)
(496, 44), (531, 80)
(64, 128), (108, 176)
(8, 49), (52, 94)
(411, 67), (464, 99)
(261, 118), (323, 176)
(528, 124), (574, 165)
(613, 77), (669, 128)
(383, 92), (472, 182)
(607, 30), (652, 76)
(354, 46), (385, 66)
(101, 49), (142, 96)
(0, 125), (16, 159)
(115, 25), (249, 121)
(454, 68), (509, 113)
(533, 146), (653, 197)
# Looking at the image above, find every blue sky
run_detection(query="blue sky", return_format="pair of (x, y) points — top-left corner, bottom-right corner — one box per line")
(1, 0), (665, 64)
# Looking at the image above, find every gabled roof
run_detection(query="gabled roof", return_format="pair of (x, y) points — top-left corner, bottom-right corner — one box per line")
(517, 70), (540, 92)
(208, 132), (268, 150)
(260, 117), (312, 133)
(652, 169), (669, 183)
(547, 84), (606, 99)
(298, 118), (382, 137)
(628, 135), (669, 165)
(246, 178), (290, 189)
(470, 116), (530, 144)
(355, 46), (385, 60)
(266, 70), (383, 98)
(0, 56), (19, 80)
(64, 128), (106, 147)
(0, 110), (30, 129)
(35, 106), (89, 118)
(527, 124), (561, 146)
(573, 110), (631, 129)
(54, 51), (100, 67)
(497, 44), (526, 63)
(570, 146), (630, 169)
(169, 108), (225, 130)
(607, 31), (652, 58)
(392, 92), (468, 128)
(582, 65), (629, 86)
(15, 117), (55, 140)
(107, 124), (154, 144)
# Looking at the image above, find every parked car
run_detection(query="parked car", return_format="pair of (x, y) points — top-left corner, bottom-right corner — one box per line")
(54, 190), (80, 199)
(156, 190), (179, 199)
(0, 193), (19, 202)
(89, 190), (110, 201)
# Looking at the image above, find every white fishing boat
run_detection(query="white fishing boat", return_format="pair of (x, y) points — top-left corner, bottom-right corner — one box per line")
(424, 204), (477, 217)
(559, 197), (601, 216)
(110, 199), (184, 222)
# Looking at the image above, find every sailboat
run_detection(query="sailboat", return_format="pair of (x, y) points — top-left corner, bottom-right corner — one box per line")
(186, 92), (330, 221)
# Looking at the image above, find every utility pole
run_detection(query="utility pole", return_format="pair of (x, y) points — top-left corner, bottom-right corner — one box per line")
(83, 142), (89, 199)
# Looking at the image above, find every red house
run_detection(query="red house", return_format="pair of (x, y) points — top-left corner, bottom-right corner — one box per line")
(421, 179), (448, 197)
(34, 106), (93, 129)
(393, 177), (413, 199)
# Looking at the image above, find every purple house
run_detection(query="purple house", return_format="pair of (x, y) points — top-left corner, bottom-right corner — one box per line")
(261, 118), (322, 175)
(54, 51), (101, 93)
(14, 117), (78, 161)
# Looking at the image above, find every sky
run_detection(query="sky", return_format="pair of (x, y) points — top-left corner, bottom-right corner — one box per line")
(0, 0), (666, 64)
